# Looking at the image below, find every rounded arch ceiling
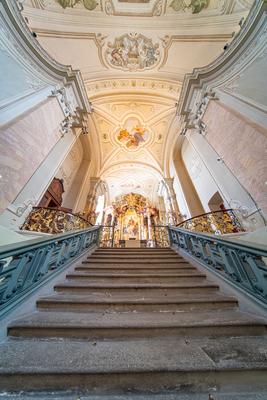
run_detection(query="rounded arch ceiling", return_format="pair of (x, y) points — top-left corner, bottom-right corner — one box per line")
(21, 0), (252, 205)
(22, 1), (250, 83)
(102, 162), (163, 203)
(88, 86), (178, 180)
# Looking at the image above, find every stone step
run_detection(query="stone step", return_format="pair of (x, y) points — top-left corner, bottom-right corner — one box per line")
(87, 257), (183, 263)
(95, 247), (176, 254)
(92, 250), (176, 257)
(36, 293), (238, 312)
(54, 281), (219, 295)
(8, 310), (267, 339)
(75, 264), (198, 276)
(96, 248), (172, 252)
(66, 272), (207, 283)
(81, 261), (191, 267)
(90, 254), (182, 259)
(1, 336), (266, 392)
(2, 391), (267, 400)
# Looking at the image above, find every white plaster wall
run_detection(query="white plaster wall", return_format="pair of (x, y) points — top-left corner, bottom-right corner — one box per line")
(0, 49), (32, 104)
(55, 137), (84, 208)
(181, 136), (219, 213)
(0, 97), (63, 216)
(169, 160), (190, 219)
(182, 132), (265, 230)
(0, 127), (81, 230)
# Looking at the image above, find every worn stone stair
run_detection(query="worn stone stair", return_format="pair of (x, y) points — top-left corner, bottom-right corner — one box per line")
(1, 247), (267, 398)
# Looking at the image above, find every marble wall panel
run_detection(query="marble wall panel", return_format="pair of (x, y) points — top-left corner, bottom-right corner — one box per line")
(0, 97), (63, 214)
(203, 101), (267, 215)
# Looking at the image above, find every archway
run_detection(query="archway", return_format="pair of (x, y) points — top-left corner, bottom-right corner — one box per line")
(103, 193), (160, 247)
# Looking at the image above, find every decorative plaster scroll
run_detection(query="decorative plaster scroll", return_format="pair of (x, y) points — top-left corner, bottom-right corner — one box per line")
(153, 0), (164, 16)
(50, 87), (91, 135)
(86, 78), (181, 97)
(104, 33), (161, 72)
(105, 0), (114, 14)
(8, 199), (37, 217)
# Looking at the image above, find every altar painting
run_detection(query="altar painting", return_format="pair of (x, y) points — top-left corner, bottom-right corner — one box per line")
(122, 210), (139, 240)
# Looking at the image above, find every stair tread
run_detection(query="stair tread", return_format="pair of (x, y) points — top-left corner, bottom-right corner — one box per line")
(76, 267), (195, 271)
(80, 263), (191, 267)
(54, 282), (218, 289)
(89, 255), (182, 258)
(8, 310), (266, 329)
(67, 273), (206, 278)
(85, 260), (185, 263)
(1, 336), (267, 373)
(37, 292), (237, 304)
(95, 248), (172, 251)
(2, 392), (267, 400)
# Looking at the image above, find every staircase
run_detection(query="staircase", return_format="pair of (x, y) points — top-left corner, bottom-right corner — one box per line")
(1, 247), (267, 398)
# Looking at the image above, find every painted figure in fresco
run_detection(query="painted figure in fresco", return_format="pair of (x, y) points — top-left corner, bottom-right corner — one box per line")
(121, 36), (131, 66)
(137, 37), (147, 69)
(106, 33), (160, 71)
(110, 48), (123, 67)
(133, 126), (146, 146)
(117, 126), (147, 149)
(170, 0), (208, 14)
(146, 45), (159, 67)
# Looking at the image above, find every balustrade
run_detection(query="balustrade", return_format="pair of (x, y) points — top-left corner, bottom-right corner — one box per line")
(0, 226), (100, 317)
(169, 226), (267, 304)
(20, 207), (92, 234)
(177, 209), (244, 235)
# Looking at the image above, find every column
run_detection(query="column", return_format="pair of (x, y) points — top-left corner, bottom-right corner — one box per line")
(164, 178), (182, 224)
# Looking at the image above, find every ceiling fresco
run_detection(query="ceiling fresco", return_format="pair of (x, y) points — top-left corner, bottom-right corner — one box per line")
(23, 0), (252, 202)
(105, 33), (161, 71)
(27, 0), (251, 17)
(86, 89), (177, 201)
(116, 118), (150, 150)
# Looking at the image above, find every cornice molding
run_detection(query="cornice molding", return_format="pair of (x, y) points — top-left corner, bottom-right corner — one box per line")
(85, 78), (181, 99)
(177, 0), (267, 120)
(23, 4), (247, 31)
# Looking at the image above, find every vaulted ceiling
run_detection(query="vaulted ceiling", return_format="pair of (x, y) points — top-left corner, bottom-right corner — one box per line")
(22, 0), (252, 202)
(90, 86), (179, 200)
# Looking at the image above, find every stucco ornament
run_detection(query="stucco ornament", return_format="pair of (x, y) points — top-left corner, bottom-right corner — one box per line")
(58, 0), (98, 10)
(105, 33), (161, 71)
(170, 0), (209, 14)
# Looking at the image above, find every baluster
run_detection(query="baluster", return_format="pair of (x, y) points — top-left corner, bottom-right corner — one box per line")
(243, 254), (267, 296)
(1, 253), (31, 301)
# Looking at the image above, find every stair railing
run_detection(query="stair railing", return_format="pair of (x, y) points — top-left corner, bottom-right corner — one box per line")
(169, 226), (267, 304)
(177, 209), (244, 235)
(152, 225), (170, 248)
(20, 207), (93, 234)
(0, 226), (101, 318)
